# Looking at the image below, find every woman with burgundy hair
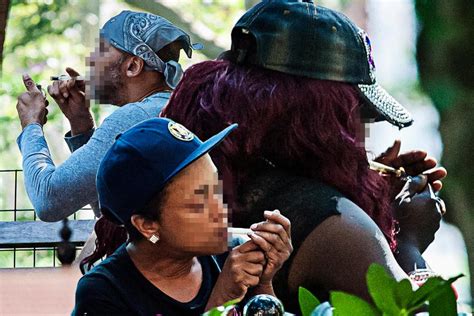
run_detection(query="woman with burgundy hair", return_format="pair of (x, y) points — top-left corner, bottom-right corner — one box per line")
(161, 1), (447, 312)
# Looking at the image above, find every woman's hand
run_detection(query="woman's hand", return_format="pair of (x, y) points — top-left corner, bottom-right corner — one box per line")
(393, 175), (445, 254)
(249, 210), (293, 287)
(375, 140), (447, 199)
(206, 241), (266, 310)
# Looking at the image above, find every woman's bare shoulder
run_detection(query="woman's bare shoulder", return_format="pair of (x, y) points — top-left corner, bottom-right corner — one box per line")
(288, 196), (406, 301)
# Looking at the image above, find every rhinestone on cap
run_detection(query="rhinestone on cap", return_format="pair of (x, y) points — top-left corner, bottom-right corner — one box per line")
(358, 29), (376, 82)
(358, 83), (413, 128)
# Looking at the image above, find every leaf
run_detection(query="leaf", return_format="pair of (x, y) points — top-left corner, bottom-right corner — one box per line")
(409, 277), (442, 308)
(331, 291), (380, 316)
(394, 278), (415, 309)
(299, 287), (321, 316)
(407, 274), (463, 310)
(202, 308), (221, 316)
(366, 264), (401, 315)
(222, 299), (240, 307)
(428, 285), (457, 316)
(202, 299), (239, 316)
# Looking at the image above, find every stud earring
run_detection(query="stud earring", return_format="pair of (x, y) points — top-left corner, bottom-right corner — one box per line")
(149, 234), (160, 244)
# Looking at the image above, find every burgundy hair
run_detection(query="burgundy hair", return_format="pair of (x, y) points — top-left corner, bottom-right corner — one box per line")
(81, 186), (167, 271)
(81, 216), (127, 271)
(162, 60), (396, 250)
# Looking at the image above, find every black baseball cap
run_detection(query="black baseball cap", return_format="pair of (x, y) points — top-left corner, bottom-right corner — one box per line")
(227, 0), (413, 128)
(97, 118), (237, 224)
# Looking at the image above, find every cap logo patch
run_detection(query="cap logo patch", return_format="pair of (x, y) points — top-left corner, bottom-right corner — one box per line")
(168, 121), (194, 142)
(359, 29), (376, 81)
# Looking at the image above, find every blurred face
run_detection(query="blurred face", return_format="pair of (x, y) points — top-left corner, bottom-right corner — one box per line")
(158, 154), (229, 255)
(86, 38), (126, 105)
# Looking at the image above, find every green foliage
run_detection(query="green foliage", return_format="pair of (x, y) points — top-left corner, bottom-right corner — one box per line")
(331, 292), (380, 316)
(299, 264), (462, 316)
(364, 265), (452, 315)
(415, 0), (474, 111)
(428, 285), (457, 316)
(202, 299), (239, 316)
(299, 286), (321, 316)
(366, 264), (401, 314)
(6, 0), (78, 55)
(171, 0), (244, 38)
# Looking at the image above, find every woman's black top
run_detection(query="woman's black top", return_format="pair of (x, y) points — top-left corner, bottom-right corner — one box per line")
(234, 167), (343, 313)
(72, 243), (221, 316)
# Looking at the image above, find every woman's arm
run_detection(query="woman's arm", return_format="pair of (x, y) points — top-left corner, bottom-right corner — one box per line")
(288, 197), (413, 303)
(392, 177), (443, 273)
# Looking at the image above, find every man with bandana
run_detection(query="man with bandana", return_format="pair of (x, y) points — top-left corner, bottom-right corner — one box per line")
(16, 11), (200, 222)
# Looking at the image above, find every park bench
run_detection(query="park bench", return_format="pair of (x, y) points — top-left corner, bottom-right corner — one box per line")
(0, 219), (95, 248)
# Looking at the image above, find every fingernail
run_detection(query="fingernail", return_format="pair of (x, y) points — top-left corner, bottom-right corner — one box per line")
(264, 210), (272, 216)
(273, 209), (280, 214)
(250, 224), (257, 230)
(417, 174), (428, 182)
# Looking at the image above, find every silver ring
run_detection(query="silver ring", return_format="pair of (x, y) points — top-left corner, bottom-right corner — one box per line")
(435, 196), (446, 215)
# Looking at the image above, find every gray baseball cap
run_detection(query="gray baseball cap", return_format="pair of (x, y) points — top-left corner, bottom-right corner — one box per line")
(100, 10), (203, 89)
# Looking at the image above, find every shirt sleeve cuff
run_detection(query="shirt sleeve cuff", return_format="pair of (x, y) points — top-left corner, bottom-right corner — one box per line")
(64, 128), (95, 152)
(17, 123), (43, 151)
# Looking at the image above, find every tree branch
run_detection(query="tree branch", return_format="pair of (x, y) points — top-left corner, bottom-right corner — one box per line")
(0, 0), (10, 72)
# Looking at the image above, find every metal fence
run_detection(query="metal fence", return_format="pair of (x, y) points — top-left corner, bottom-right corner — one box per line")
(0, 170), (95, 268)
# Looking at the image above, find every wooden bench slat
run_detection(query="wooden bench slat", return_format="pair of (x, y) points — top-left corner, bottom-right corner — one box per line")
(0, 220), (96, 248)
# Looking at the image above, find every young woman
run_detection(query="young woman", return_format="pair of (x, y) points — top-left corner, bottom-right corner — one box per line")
(161, 2), (446, 312)
(73, 118), (292, 315)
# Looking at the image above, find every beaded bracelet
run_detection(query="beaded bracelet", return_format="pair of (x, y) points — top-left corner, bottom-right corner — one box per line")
(408, 268), (438, 285)
(408, 268), (459, 300)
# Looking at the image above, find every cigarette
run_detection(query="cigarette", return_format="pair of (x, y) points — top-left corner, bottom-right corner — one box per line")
(228, 227), (252, 240)
(369, 160), (406, 178)
(50, 75), (85, 81)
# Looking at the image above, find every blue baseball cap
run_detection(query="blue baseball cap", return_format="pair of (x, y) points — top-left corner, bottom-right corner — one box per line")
(97, 118), (237, 224)
(100, 10), (203, 89)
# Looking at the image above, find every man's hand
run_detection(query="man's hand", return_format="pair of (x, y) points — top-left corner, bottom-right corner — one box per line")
(205, 241), (265, 310)
(375, 140), (447, 199)
(249, 210), (293, 287)
(17, 74), (48, 129)
(47, 67), (93, 135)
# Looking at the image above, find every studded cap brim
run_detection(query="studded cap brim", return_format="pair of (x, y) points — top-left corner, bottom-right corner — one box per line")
(357, 83), (413, 128)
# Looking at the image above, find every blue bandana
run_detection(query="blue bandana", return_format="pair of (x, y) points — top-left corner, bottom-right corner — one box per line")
(100, 10), (202, 89)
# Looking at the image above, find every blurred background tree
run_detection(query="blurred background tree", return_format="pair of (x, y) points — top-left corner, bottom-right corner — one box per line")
(0, 0), (9, 68)
(416, 0), (474, 301)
